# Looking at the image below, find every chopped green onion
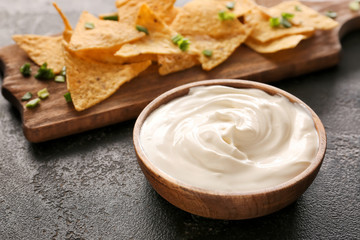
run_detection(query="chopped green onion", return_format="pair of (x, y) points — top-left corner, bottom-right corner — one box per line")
(349, 1), (360, 11)
(136, 25), (149, 35)
(102, 15), (118, 21)
(21, 92), (32, 101)
(295, 5), (302, 11)
(325, 11), (337, 19)
(171, 34), (183, 44)
(202, 49), (213, 57)
(281, 12), (294, 19)
(37, 88), (49, 99)
(25, 98), (40, 108)
(20, 63), (31, 77)
(171, 34), (190, 51)
(218, 10), (235, 21)
(55, 66), (66, 83)
(64, 92), (72, 103)
(269, 17), (280, 27)
(178, 38), (190, 51)
(35, 63), (54, 80)
(60, 66), (66, 77)
(84, 22), (95, 29)
(226, 2), (235, 10)
(270, 13), (294, 28)
(54, 75), (65, 83)
(281, 17), (292, 28)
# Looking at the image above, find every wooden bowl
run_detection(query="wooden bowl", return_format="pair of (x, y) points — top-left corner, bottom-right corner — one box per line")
(133, 79), (326, 220)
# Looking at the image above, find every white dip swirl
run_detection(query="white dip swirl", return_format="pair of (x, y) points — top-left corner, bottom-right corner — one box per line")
(140, 85), (319, 192)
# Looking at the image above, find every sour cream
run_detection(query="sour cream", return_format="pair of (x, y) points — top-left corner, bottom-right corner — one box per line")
(140, 85), (319, 192)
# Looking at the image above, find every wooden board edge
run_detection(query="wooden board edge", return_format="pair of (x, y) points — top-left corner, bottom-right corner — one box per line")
(22, 99), (152, 143)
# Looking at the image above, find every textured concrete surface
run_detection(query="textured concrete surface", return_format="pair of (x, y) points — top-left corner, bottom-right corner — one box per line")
(0, 1), (359, 239)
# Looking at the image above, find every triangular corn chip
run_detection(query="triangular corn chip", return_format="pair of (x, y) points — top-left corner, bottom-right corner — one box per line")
(268, 1), (338, 30)
(69, 11), (144, 51)
(163, 6), (180, 25)
(115, 4), (183, 57)
(189, 26), (251, 71)
(171, 0), (246, 38)
(158, 53), (199, 75)
(13, 35), (64, 74)
(245, 34), (308, 53)
(116, 0), (176, 25)
(168, 0), (253, 71)
(158, 29), (251, 74)
(52, 2), (73, 43)
(79, 48), (157, 65)
(64, 48), (151, 111)
(245, 8), (315, 43)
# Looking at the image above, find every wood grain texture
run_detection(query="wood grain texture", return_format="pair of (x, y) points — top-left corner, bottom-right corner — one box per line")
(0, 0), (359, 142)
(133, 79), (327, 219)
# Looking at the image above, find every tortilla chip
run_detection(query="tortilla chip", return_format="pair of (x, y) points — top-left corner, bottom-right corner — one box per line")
(52, 2), (72, 31)
(268, 1), (338, 30)
(245, 34), (307, 53)
(160, 0), (253, 71)
(64, 48), (151, 111)
(162, 6), (180, 25)
(52, 2), (73, 43)
(13, 35), (64, 74)
(245, 8), (315, 43)
(158, 53), (199, 75)
(69, 11), (144, 51)
(66, 37), (156, 65)
(62, 30), (73, 45)
(115, 4), (183, 57)
(171, 0), (246, 38)
(78, 48), (157, 64)
(189, 28), (251, 71)
(157, 31), (250, 73)
(116, 0), (176, 25)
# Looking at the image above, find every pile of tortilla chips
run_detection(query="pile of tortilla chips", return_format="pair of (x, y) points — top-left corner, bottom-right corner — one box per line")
(12, 0), (338, 111)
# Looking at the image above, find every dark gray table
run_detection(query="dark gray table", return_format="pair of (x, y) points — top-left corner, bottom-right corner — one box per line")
(0, 1), (359, 239)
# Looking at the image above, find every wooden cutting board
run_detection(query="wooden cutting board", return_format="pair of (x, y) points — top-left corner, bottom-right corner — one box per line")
(1, 0), (359, 142)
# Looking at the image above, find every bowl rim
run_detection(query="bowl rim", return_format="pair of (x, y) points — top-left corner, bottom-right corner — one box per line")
(133, 79), (327, 197)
